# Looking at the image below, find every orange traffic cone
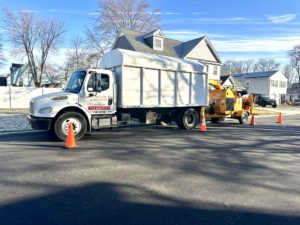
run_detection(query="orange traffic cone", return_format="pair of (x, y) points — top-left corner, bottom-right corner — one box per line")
(200, 119), (207, 132)
(65, 123), (77, 149)
(277, 112), (283, 124)
(250, 114), (255, 126)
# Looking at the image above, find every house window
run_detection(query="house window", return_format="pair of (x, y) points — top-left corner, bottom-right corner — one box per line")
(155, 39), (161, 48)
(279, 81), (287, 88)
(154, 37), (163, 51)
(213, 65), (218, 76)
(271, 80), (279, 87)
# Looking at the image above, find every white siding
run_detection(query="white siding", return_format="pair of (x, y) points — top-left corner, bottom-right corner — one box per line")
(187, 41), (217, 62)
(122, 67), (141, 106)
(143, 68), (159, 105)
(269, 71), (288, 103)
(177, 72), (190, 105)
(207, 64), (220, 80)
(161, 70), (175, 105)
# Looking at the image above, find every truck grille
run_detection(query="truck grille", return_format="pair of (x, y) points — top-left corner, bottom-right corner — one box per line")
(30, 102), (34, 114)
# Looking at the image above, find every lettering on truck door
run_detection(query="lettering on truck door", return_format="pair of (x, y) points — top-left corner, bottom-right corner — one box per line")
(83, 73), (114, 115)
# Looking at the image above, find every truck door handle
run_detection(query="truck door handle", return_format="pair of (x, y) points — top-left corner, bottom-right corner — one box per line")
(108, 98), (113, 105)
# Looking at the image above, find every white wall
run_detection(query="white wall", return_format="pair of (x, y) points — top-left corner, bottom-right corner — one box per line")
(207, 64), (220, 81)
(187, 41), (216, 62)
(269, 71), (288, 103)
(0, 86), (61, 109)
(239, 77), (270, 95)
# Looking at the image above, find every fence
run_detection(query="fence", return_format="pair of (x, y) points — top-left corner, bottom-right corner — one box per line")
(0, 86), (61, 109)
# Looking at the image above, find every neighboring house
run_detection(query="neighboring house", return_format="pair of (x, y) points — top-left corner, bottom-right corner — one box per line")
(220, 75), (245, 91)
(112, 28), (222, 80)
(9, 63), (53, 87)
(287, 83), (300, 102)
(233, 70), (288, 104)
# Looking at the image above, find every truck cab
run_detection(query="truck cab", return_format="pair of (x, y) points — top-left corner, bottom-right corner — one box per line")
(29, 69), (117, 141)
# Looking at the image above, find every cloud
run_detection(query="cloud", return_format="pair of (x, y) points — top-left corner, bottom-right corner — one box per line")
(20, 9), (38, 13)
(152, 11), (182, 15)
(163, 17), (265, 25)
(213, 35), (300, 54)
(266, 14), (297, 23)
(0, 29), (9, 33)
(48, 9), (85, 14)
(165, 30), (231, 40)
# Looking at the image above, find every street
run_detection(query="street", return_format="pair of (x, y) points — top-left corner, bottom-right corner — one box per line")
(0, 115), (299, 225)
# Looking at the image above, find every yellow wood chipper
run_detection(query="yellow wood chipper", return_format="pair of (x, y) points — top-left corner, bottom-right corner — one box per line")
(206, 80), (254, 124)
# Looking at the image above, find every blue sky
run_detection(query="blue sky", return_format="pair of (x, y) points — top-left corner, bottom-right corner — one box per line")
(1, 0), (300, 73)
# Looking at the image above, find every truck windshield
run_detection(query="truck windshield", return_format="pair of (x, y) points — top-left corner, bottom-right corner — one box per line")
(64, 71), (86, 93)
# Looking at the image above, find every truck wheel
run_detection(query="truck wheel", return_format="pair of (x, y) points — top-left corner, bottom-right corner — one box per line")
(238, 111), (249, 124)
(272, 102), (277, 108)
(177, 108), (198, 129)
(54, 112), (87, 141)
(262, 101), (267, 107)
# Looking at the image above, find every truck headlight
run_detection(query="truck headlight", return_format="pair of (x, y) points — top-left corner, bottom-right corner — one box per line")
(38, 107), (53, 114)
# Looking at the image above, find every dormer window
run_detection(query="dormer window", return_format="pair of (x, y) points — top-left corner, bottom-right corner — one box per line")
(154, 37), (163, 51)
(144, 29), (165, 51)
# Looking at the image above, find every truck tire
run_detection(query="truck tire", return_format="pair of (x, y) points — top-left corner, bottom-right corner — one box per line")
(238, 111), (249, 124)
(177, 108), (198, 129)
(272, 102), (277, 108)
(54, 112), (87, 141)
(262, 101), (267, 107)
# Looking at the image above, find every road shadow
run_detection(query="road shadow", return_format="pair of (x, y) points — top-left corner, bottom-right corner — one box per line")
(0, 182), (299, 225)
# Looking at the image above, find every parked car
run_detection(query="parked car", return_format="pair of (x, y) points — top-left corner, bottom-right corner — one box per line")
(255, 95), (277, 108)
(292, 99), (300, 106)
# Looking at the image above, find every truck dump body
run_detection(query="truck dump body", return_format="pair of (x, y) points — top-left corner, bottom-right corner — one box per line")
(100, 49), (208, 109)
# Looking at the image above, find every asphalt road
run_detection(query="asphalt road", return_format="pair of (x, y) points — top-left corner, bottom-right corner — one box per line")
(0, 115), (299, 225)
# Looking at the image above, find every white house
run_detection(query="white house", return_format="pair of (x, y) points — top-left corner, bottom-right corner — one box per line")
(9, 63), (55, 87)
(112, 28), (222, 80)
(233, 70), (288, 104)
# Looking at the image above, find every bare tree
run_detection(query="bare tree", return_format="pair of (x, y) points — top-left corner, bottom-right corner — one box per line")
(283, 64), (296, 87)
(2, 9), (65, 87)
(288, 45), (300, 83)
(63, 36), (95, 80)
(253, 58), (280, 72)
(87, 0), (160, 53)
(221, 59), (254, 75)
(243, 59), (254, 73)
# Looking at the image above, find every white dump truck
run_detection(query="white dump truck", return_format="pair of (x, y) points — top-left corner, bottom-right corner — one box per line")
(29, 49), (208, 141)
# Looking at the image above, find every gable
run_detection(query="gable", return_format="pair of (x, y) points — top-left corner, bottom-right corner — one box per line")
(186, 40), (219, 63)
(223, 78), (232, 87)
(113, 35), (135, 51)
(270, 71), (288, 81)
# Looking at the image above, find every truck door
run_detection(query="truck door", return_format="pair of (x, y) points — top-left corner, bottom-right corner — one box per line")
(82, 72), (115, 115)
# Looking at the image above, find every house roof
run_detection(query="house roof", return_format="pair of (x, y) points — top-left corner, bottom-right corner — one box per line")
(113, 29), (221, 63)
(233, 70), (279, 79)
(143, 29), (165, 39)
(115, 29), (181, 58)
(220, 75), (245, 91)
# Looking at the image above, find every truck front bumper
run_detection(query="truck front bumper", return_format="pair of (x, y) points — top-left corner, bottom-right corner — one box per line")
(28, 115), (52, 130)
